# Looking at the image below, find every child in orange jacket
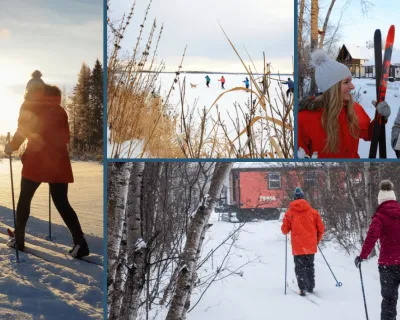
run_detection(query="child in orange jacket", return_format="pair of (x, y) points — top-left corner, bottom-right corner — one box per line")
(281, 187), (325, 296)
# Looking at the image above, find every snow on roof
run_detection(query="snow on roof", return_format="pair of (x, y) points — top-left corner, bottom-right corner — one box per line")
(343, 44), (372, 60)
(231, 162), (330, 170)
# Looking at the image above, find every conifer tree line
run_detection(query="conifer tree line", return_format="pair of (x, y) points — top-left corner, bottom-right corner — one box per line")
(66, 59), (103, 155)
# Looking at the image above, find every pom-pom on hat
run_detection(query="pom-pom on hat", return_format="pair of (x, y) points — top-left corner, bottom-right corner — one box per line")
(310, 49), (352, 93)
(378, 180), (396, 205)
(294, 187), (304, 200)
(25, 70), (45, 94)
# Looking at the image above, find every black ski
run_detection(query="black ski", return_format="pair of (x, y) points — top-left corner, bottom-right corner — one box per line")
(369, 26), (395, 158)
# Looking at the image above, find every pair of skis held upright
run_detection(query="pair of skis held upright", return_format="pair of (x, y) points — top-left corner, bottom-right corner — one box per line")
(369, 25), (395, 159)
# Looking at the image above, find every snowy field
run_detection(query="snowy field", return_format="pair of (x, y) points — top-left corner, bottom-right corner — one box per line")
(352, 78), (399, 158)
(108, 72), (293, 158)
(0, 160), (103, 320)
(152, 216), (393, 320)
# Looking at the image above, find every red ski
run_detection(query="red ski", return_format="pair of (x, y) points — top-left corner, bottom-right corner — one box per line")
(369, 25), (395, 158)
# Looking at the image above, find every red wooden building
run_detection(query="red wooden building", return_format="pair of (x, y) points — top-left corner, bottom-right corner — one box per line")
(220, 163), (346, 221)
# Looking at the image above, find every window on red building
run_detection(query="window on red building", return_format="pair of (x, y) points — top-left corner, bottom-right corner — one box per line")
(268, 172), (281, 189)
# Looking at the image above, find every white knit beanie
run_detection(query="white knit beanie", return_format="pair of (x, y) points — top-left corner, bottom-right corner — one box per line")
(378, 180), (396, 205)
(310, 50), (352, 93)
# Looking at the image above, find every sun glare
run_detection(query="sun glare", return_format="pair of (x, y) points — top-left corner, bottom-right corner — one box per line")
(0, 85), (23, 135)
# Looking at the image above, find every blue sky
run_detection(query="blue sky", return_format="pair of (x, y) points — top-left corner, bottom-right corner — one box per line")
(108, 0), (294, 74)
(326, 0), (400, 49)
(0, 0), (102, 134)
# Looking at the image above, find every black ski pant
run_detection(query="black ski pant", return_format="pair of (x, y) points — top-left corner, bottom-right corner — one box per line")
(379, 265), (400, 320)
(221, 83), (225, 89)
(15, 177), (85, 249)
(286, 88), (294, 98)
(294, 254), (315, 291)
(206, 81), (210, 87)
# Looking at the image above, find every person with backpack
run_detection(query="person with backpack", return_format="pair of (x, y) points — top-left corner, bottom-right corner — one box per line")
(355, 180), (400, 320)
(218, 76), (226, 89)
(4, 71), (90, 258)
(298, 49), (391, 158)
(281, 187), (325, 296)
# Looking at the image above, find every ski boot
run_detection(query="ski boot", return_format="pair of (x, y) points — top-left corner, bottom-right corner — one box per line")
(299, 290), (307, 296)
(6, 229), (23, 250)
(69, 237), (90, 258)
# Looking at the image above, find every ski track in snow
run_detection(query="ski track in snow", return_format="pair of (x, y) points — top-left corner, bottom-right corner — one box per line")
(0, 161), (103, 320)
(355, 78), (400, 158)
(151, 215), (393, 320)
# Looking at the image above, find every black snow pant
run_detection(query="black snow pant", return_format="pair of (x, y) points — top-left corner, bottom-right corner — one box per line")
(221, 83), (225, 89)
(379, 265), (400, 320)
(15, 177), (85, 249)
(286, 88), (294, 98)
(206, 81), (210, 87)
(294, 254), (315, 292)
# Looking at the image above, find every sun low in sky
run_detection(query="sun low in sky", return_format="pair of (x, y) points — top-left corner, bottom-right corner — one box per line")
(0, 0), (102, 135)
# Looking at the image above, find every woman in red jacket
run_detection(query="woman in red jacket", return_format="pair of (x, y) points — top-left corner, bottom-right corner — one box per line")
(355, 180), (400, 320)
(4, 71), (89, 258)
(298, 50), (390, 158)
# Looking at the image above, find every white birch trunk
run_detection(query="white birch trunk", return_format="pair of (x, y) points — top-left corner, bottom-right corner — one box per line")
(165, 163), (233, 320)
(107, 162), (133, 319)
(120, 162), (146, 320)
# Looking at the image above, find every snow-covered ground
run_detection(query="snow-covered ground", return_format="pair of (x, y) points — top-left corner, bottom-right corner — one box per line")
(152, 216), (393, 320)
(108, 72), (292, 158)
(0, 160), (103, 320)
(353, 78), (400, 158)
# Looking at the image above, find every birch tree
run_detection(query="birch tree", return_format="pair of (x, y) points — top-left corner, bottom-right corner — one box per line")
(165, 162), (233, 320)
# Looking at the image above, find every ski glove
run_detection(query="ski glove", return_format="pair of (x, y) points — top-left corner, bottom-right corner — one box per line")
(354, 256), (363, 268)
(372, 100), (391, 118)
(3, 143), (13, 156)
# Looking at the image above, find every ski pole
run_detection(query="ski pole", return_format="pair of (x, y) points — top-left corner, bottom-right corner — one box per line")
(45, 186), (55, 241)
(358, 263), (369, 320)
(7, 132), (20, 263)
(284, 235), (288, 294)
(318, 245), (342, 287)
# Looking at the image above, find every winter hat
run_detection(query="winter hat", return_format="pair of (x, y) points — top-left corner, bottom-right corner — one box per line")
(293, 187), (304, 200)
(310, 50), (352, 93)
(25, 70), (45, 94)
(378, 180), (396, 205)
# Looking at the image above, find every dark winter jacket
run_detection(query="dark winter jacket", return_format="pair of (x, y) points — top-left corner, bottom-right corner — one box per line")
(360, 200), (400, 266)
(392, 107), (400, 151)
(283, 79), (294, 89)
(10, 96), (73, 183)
(298, 102), (373, 158)
(281, 199), (325, 255)
(205, 75), (211, 82)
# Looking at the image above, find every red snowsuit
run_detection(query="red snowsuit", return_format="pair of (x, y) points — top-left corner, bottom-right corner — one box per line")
(298, 102), (374, 158)
(9, 96), (74, 183)
(360, 200), (400, 266)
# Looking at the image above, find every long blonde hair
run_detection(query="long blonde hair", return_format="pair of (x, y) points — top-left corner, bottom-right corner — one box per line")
(300, 81), (360, 154)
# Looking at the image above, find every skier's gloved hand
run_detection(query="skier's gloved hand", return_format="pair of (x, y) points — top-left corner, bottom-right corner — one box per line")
(3, 143), (13, 156)
(372, 100), (391, 118)
(354, 256), (363, 268)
